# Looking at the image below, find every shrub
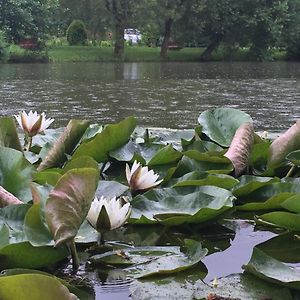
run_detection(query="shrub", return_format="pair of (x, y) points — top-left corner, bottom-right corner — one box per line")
(0, 31), (9, 62)
(66, 20), (87, 46)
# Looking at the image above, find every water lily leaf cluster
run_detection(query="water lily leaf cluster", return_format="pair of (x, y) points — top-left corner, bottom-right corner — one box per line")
(2, 107), (300, 298)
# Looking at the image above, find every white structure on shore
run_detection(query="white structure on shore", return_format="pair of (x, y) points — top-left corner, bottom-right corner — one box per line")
(124, 29), (141, 44)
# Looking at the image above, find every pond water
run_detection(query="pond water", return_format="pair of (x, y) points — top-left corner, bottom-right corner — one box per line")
(1, 61), (300, 299)
(0, 61), (300, 131)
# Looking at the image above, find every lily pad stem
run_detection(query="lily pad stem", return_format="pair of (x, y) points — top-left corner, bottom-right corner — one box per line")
(99, 231), (105, 245)
(69, 239), (79, 271)
(24, 135), (32, 151)
(286, 165), (296, 178)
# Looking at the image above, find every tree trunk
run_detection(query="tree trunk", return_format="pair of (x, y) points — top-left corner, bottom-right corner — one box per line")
(200, 34), (223, 61)
(114, 18), (125, 59)
(160, 18), (173, 59)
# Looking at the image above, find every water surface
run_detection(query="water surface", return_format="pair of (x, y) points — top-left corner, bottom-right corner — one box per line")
(1, 62), (299, 131)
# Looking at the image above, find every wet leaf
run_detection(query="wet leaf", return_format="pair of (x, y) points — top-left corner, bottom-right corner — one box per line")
(237, 182), (300, 211)
(24, 203), (53, 246)
(38, 120), (89, 171)
(45, 168), (99, 247)
(243, 247), (300, 290)
(130, 186), (235, 226)
(95, 180), (129, 199)
(257, 233), (300, 263)
(0, 117), (22, 151)
(33, 169), (62, 186)
(1, 269), (94, 300)
(176, 151), (233, 176)
(256, 211), (300, 231)
(198, 108), (253, 147)
(232, 175), (280, 197)
(0, 204), (31, 243)
(62, 156), (99, 174)
(0, 274), (77, 300)
(0, 242), (68, 269)
(0, 147), (34, 202)
(73, 117), (136, 162)
(170, 172), (238, 190)
(148, 145), (182, 166)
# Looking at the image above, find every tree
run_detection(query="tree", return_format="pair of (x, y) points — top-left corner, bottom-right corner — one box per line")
(282, 0), (300, 59)
(0, 0), (59, 42)
(104, 0), (132, 58)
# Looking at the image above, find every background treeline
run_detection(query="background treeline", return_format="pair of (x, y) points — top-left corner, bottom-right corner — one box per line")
(1, 0), (300, 61)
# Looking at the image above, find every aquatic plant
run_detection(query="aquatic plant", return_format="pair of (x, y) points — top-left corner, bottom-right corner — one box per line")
(1, 108), (300, 299)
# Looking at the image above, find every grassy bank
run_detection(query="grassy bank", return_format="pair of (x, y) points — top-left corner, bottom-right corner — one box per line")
(7, 45), (287, 63)
(48, 46), (203, 62)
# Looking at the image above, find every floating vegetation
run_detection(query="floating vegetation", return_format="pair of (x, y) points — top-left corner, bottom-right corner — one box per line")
(1, 108), (300, 299)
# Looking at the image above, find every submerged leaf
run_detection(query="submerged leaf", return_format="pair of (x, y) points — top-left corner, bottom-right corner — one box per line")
(45, 168), (99, 247)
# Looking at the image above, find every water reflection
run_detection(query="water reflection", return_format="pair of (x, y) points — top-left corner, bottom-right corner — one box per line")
(0, 62), (300, 130)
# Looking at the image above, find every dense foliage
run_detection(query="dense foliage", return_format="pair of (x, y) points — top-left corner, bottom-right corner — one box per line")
(66, 19), (88, 45)
(2, 108), (300, 298)
(1, 0), (300, 60)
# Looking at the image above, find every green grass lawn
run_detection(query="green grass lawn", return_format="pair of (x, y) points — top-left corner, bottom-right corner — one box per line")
(48, 46), (204, 62)
(46, 45), (287, 63)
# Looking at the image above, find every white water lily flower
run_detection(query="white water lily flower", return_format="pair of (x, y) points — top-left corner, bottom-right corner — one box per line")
(126, 160), (163, 191)
(14, 110), (54, 137)
(87, 196), (131, 232)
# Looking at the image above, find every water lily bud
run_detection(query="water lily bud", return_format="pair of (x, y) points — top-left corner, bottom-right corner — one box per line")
(14, 111), (54, 137)
(87, 196), (131, 232)
(126, 160), (163, 191)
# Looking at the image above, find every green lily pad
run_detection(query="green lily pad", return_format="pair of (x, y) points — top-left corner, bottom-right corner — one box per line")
(0, 147), (34, 202)
(281, 194), (300, 213)
(237, 182), (300, 211)
(256, 211), (300, 231)
(175, 151), (233, 176)
(33, 169), (62, 186)
(0, 204), (31, 244)
(0, 117), (22, 151)
(286, 150), (300, 166)
(0, 274), (77, 300)
(243, 247), (300, 290)
(198, 108), (253, 147)
(110, 140), (164, 164)
(73, 117), (136, 162)
(232, 175), (280, 197)
(45, 168), (99, 247)
(0, 242), (68, 269)
(38, 120), (89, 171)
(91, 240), (207, 279)
(130, 186), (235, 226)
(24, 203), (53, 246)
(171, 171), (238, 190)
(95, 180), (129, 199)
(257, 233), (300, 263)
(1, 269), (94, 300)
(148, 145), (182, 166)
